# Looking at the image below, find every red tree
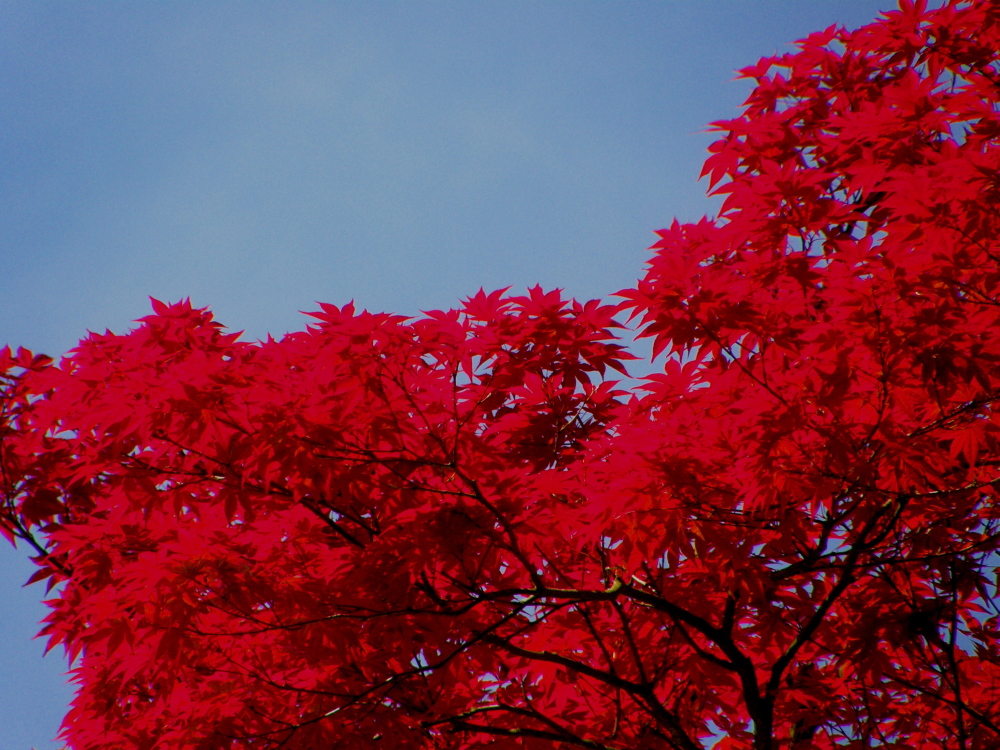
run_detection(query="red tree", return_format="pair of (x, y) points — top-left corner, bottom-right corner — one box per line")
(3, 1), (1000, 748)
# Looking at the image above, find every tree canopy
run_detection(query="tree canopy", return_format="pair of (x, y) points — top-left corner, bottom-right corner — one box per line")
(2, 1), (1000, 748)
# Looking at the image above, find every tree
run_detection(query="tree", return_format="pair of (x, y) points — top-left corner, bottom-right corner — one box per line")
(3, 1), (1000, 748)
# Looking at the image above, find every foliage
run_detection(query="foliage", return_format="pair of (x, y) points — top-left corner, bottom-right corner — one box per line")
(3, 1), (1000, 748)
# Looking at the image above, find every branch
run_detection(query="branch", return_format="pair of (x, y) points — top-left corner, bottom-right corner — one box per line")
(480, 633), (646, 693)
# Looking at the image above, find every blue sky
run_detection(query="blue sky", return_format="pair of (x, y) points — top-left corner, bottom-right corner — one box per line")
(1, 3), (890, 748)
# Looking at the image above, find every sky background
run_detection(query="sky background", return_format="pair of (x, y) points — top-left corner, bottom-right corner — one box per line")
(2, 2), (892, 748)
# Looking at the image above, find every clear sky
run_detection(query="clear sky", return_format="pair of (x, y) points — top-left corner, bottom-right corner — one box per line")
(1, 3), (891, 748)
